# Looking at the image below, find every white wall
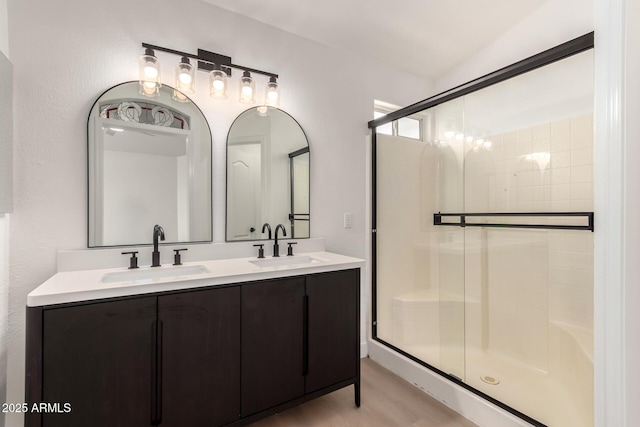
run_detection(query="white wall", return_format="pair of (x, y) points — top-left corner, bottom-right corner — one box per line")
(5, 0), (431, 425)
(434, 0), (594, 93)
(0, 0), (7, 58)
(594, 0), (640, 425)
(0, 0), (9, 425)
(624, 2), (640, 424)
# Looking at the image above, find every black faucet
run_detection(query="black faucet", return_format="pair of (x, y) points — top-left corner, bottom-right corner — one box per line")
(151, 224), (165, 267)
(273, 224), (287, 257)
(261, 223), (272, 239)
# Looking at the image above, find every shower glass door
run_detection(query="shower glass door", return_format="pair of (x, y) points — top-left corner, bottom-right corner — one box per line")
(461, 49), (594, 427)
(375, 97), (466, 380)
(373, 37), (594, 427)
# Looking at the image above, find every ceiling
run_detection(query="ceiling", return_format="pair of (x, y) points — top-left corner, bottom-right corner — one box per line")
(201, 0), (548, 81)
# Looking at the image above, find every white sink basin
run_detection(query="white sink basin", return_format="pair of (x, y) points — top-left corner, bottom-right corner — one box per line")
(101, 265), (210, 284)
(249, 256), (320, 268)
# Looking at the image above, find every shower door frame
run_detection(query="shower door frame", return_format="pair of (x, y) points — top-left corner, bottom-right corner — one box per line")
(368, 32), (594, 427)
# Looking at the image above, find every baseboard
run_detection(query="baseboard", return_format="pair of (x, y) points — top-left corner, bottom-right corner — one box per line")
(360, 341), (368, 358)
(367, 339), (534, 427)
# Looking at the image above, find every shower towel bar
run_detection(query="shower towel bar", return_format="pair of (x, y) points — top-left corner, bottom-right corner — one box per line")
(433, 212), (594, 232)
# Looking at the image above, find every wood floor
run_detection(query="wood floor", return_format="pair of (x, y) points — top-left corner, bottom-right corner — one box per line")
(251, 357), (478, 427)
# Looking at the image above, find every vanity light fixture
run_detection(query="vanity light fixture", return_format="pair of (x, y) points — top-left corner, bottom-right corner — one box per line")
(139, 48), (161, 97)
(139, 43), (279, 105)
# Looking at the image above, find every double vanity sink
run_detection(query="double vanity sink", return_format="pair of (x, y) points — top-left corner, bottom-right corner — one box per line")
(100, 255), (318, 284)
(27, 251), (358, 307)
(26, 250), (363, 427)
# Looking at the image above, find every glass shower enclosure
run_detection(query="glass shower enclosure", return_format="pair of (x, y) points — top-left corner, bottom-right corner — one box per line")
(371, 34), (594, 427)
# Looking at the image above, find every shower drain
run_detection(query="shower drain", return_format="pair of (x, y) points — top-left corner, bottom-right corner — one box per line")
(480, 375), (500, 385)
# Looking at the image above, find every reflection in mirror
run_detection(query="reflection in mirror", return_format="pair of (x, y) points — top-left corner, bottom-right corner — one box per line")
(226, 107), (310, 241)
(88, 82), (212, 247)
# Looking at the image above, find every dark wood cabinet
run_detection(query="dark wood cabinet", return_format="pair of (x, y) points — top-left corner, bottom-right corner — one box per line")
(41, 297), (156, 427)
(306, 269), (359, 394)
(26, 268), (360, 427)
(159, 286), (241, 426)
(241, 269), (361, 418)
(241, 277), (306, 416)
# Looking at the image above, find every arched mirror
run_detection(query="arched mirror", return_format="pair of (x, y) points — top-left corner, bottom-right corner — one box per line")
(88, 82), (212, 247)
(226, 107), (310, 241)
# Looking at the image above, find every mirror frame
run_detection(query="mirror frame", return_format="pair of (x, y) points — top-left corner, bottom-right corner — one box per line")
(86, 81), (213, 248)
(225, 107), (310, 242)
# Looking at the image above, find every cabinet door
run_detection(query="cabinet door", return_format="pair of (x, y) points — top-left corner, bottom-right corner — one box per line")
(306, 269), (359, 393)
(241, 277), (305, 416)
(42, 297), (156, 427)
(158, 286), (241, 426)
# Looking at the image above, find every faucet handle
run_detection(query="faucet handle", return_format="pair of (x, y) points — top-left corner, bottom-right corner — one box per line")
(287, 242), (297, 256)
(121, 251), (139, 269)
(173, 248), (188, 266)
(253, 244), (265, 259)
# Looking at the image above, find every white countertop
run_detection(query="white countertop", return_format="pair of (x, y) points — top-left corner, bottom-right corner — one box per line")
(28, 251), (364, 307)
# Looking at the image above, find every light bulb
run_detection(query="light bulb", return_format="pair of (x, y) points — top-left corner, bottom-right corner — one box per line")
(178, 72), (192, 85)
(264, 76), (280, 107)
(144, 65), (158, 79)
(174, 57), (194, 95)
(210, 68), (228, 99)
(239, 71), (255, 104)
(139, 48), (161, 97)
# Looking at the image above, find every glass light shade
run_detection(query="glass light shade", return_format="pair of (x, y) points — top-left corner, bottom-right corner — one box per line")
(265, 77), (280, 107)
(172, 89), (189, 103)
(139, 50), (161, 97)
(210, 69), (228, 99)
(239, 71), (255, 104)
(175, 57), (195, 95)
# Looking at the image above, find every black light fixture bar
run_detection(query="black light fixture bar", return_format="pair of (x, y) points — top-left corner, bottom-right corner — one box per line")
(141, 42), (278, 79)
(433, 211), (594, 232)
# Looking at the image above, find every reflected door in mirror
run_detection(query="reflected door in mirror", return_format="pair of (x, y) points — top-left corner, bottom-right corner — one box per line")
(226, 107), (310, 241)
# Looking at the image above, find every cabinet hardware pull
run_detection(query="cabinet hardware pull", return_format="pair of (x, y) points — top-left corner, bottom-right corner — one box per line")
(157, 320), (163, 424)
(150, 320), (163, 426)
(150, 321), (159, 426)
(303, 295), (309, 376)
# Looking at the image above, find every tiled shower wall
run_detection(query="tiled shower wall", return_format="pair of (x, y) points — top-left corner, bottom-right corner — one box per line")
(465, 114), (593, 213)
(464, 114), (594, 368)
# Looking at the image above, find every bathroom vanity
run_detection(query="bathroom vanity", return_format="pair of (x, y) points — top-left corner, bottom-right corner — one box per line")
(25, 252), (362, 427)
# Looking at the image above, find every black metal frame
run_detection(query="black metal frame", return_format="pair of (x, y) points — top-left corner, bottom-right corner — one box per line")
(369, 32), (594, 427)
(434, 212), (594, 232)
(289, 147), (311, 238)
(86, 81), (214, 249)
(225, 108), (311, 242)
